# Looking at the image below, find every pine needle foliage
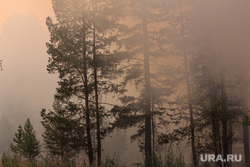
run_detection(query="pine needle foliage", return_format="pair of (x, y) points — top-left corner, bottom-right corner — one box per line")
(10, 118), (40, 164)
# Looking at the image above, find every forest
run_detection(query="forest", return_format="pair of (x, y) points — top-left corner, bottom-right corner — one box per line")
(0, 0), (250, 167)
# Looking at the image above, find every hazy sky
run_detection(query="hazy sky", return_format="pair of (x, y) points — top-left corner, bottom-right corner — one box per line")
(0, 0), (57, 126)
(0, 0), (54, 29)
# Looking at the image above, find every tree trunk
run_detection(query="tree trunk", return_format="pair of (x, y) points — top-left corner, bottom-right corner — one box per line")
(179, 2), (197, 166)
(227, 119), (233, 167)
(152, 110), (155, 157)
(220, 63), (229, 167)
(92, 2), (102, 165)
(82, 19), (94, 166)
(142, 7), (152, 167)
(222, 119), (228, 167)
(243, 124), (249, 167)
(241, 76), (249, 167)
(184, 55), (197, 167)
(212, 117), (222, 167)
(211, 84), (222, 167)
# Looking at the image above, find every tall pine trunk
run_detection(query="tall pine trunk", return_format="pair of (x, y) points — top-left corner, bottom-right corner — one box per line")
(222, 119), (228, 167)
(142, 7), (152, 167)
(184, 55), (197, 167)
(212, 117), (222, 167)
(241, 75), (249, 167)
(179, 2), (197, 166)
(82, 20), (94, 166)
(152, 109), (155, 157)
(220, 61), (229, 167)
(243, 124), (249, 167)
(211, 85), (222, 167)
(92, 2), (102, 166)
(228, 120), (233, 167)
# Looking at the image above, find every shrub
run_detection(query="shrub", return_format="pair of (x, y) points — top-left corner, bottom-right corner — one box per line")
(103, 155), (120, 167)
(1, 153), (19, 167)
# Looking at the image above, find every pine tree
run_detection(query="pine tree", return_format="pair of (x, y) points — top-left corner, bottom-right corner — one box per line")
(10, 118), (40, 165)
(46, 0), (124, 165)
(90, 0), (125, 165)
(178, 1), (197, 165)
(22, 118), (41, 164)
(10, 125), (24, 159)
(111, 1), (173, 166)
(46, 0), (96, 164)
(158, 2), (249, 167)
(41, 99), (82, 164)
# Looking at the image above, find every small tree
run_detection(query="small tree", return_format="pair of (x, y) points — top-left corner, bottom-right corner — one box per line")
(10, 118), (40, 165)
(41, 99), (82, 164)
(22, 118), (40, 164)
(10, 125), (24, 160)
